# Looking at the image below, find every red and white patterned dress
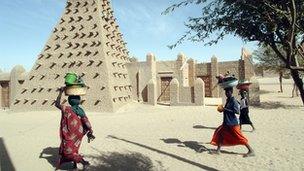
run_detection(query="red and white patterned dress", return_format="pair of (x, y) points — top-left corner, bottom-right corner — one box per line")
(58, 105), (92, 164)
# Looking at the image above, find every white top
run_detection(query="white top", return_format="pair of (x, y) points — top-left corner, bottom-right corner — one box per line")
(240, 98), (248, 109)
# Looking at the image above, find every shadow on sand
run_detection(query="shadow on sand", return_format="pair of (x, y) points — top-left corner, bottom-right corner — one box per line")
(193, 125), (217, 130)
(40, 146), (165, 171)
(39, 147), (76, 170)
(108, 135), (219, 171)
(252, 101), (302, 109)
(0, 138), (16, 171)
(161, 138), (243, 156)
(39, 147), (59, 168)
(87, 148), (165, 171)
(258, 90), (272, 95)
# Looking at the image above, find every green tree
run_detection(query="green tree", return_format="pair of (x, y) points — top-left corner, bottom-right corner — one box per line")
(162, 0), (304, 105)
(253, 45), (289, 93)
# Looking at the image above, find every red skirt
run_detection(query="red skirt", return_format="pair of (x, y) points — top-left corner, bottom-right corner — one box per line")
(211, 125), (248, 146)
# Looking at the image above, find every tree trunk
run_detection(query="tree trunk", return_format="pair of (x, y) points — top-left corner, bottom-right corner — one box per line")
(292, 83), (299, 97)
(279, 71), (283, 93)
(290, 69), (304, 105)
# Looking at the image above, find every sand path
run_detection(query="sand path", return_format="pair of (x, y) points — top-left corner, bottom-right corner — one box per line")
(0, 77), (303, 171)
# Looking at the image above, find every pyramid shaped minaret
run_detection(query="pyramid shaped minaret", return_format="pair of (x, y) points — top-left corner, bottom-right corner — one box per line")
(11, 0), (133, 112)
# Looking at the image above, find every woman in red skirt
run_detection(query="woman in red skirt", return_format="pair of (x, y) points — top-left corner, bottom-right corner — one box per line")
(55, 87), (95, 169)
(211, 87), (254, 157)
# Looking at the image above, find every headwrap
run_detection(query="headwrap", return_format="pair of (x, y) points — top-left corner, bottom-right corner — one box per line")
(224, 87), (233, 92)
(68, 95), (85, 117)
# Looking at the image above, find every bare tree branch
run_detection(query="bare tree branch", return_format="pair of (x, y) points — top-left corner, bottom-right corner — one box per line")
(290, 66), (304, 71)
(268, 34), (288, 64)
(289, 0), (297, 64)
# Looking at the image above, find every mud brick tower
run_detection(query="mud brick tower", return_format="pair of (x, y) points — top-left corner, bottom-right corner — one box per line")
(11, 0), (133, 112)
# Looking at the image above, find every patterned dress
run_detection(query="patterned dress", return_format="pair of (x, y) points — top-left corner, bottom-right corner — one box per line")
(58, 105), (92, 164)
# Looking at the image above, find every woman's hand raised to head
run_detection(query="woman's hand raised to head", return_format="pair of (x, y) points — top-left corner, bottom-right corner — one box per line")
(57, 86), (66, 92)
(55, 86), (66, 110)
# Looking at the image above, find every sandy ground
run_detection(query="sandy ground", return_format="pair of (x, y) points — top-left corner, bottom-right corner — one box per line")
(0, 77), (303, 171)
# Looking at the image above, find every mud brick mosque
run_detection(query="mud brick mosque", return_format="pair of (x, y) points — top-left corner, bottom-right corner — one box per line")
(0, 0), (260, 112)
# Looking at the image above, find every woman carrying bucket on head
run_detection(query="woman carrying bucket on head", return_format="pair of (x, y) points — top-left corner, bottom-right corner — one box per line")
(239, 90), (255, 131)
(207, 75), (254, 157)
(55, 73), (95, 170)
(236, 80), (255, 131)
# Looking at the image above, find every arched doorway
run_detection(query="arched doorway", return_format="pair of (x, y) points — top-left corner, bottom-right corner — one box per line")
(0, 81), (10, 108)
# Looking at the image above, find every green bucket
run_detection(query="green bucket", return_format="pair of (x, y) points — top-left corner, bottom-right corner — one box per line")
(64, 72), (78, 86)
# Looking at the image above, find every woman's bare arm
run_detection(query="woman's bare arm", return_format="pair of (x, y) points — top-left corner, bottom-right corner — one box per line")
(55, 87), (65, 110)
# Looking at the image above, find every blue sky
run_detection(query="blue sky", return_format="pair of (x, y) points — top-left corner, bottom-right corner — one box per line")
(0, 0), (257, 72)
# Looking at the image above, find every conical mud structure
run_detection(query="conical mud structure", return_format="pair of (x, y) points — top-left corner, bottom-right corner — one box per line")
(12, 0), (133, 112)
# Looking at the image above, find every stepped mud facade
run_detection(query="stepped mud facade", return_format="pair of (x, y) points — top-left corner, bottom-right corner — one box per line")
(0, 0), (259, 111)
(8, 0), (133, 112)
(126, 49), (259, 106)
